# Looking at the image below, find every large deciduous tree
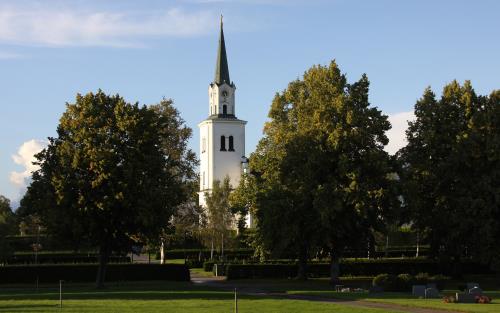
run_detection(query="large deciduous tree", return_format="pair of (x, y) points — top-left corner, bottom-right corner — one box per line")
(247, 61), (397, 281)
(399, 81), (500, 275)
(20, 91), (196, 287)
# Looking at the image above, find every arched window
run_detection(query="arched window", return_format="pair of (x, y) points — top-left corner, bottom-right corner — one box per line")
(220, 135), (226, 151)
(228, 136), (234, 151)
(223, 105), (227, 115)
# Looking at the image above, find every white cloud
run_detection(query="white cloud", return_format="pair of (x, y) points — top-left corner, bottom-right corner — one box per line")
(0, 6), (215, 47)
(10, 139), (46, 188)
(385, 111), (415, 155)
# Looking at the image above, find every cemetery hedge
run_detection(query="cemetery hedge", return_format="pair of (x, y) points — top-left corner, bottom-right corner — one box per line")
(0, 264), (190, 284)
(6, 253), (130, 265)
(225, 259), (493, 280)
(158, 248), (254, 260)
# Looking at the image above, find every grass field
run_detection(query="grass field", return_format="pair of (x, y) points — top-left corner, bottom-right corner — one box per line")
(1, 274), (499, 313)
(0, 281), (404, 313)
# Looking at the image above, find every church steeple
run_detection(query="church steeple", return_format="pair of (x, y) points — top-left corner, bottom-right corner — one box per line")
(214, 16), (230, 85)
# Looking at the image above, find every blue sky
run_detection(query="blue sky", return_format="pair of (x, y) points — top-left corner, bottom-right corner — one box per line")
(1, 0), (499, 206)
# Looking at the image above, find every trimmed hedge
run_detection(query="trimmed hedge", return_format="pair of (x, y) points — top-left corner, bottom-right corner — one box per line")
(226, 259), (493, 280)
(0, 264), (190, 284)
(227, 264), (296, 279)
(7, 253), (130, 265)
(158, 249), (254, 260)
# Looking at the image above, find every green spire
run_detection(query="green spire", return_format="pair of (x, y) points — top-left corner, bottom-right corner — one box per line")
(214, 16), (230, 85)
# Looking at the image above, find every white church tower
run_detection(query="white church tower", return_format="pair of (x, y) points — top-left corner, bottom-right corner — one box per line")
(198, 18), (247, 208)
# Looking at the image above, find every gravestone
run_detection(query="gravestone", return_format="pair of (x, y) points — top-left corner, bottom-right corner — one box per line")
(469, 286), (483, 295)
(456, 293), (476, 303)
(412, 285), (426, 297)
(425, 287), (440, 298)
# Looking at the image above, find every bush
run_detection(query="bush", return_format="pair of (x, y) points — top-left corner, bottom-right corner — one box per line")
(0, 264), (190, 284)
(396, 273), (414, 291)
(429, 274), (449, 291)
(372, 274), (399, 291)
(373, 273), (449, 291)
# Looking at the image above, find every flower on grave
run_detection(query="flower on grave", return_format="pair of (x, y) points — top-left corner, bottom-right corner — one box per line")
(443, 295), (456, 303)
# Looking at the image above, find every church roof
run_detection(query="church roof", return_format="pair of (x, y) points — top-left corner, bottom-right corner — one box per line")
(214, 17), (231, 85)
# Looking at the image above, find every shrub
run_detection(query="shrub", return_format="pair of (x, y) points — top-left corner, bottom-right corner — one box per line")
(429, 274), (449, 290)
(372, 274), (400, 291)
(414, 272), (430, 284)
(0, 264), (190, 284)
(373, 273), (445, 292)
(396, 273), (414, 291)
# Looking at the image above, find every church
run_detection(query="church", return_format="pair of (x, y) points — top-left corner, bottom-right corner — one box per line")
(198, 19), (251, 226)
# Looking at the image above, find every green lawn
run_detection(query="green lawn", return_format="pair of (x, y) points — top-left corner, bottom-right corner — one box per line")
(0, 281), (404, 313)
(2, 279), (499, 313)
(290, 290), (500, 313)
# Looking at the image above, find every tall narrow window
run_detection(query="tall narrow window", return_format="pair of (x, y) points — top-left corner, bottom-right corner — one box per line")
(202, 138), (206, 153)
(223, 105), (227, 115)
(220, 135), (226, 151)
(228, 136), (234, 151)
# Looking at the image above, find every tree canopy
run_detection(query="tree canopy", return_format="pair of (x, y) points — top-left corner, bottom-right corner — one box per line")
(0, 195), (16, 262)
(399, 81), (500, 271)
(20, 91), (196, 287)
(244, 61), (398, 280)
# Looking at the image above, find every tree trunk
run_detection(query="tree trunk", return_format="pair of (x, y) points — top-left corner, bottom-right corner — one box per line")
(221, 232), (224, 261)
(210, 232), (214, 260)
(160, 240), (165, 264)
(96, 241), (110, 289)
(330, 253), (341, 286)
(296, 245), (308, 280)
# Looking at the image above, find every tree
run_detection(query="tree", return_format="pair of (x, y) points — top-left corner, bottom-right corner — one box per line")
(204, 176), (234, 260)
(20, 91), (195, 287)
(247, 61), (397, 281)
(0, 195), (16, 262)
(399, 81), (500, 276)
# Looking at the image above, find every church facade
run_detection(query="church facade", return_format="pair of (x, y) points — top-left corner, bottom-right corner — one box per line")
(198, 20), (248, 215)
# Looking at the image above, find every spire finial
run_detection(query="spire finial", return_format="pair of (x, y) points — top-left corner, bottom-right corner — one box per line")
(220, 14), (223, 28)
